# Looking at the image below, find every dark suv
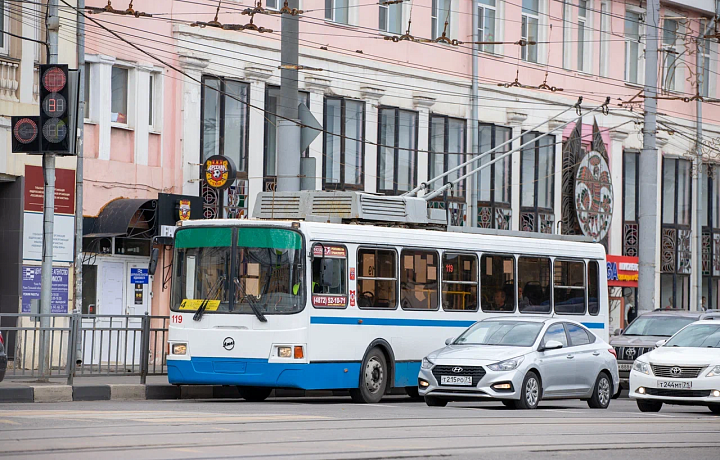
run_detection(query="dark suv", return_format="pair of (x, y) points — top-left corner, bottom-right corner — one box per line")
(610, 309), (706, 392)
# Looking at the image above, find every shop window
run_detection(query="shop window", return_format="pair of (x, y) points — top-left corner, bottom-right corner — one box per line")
(553, 260), (585, 314)
(588, 261), (599, 315)
(358, 248), (397, 308)
(661, 157), (692, 309)
(114, 238), (151, 256)
(518, 257), (551, 313)
(477, 124), (512, 229)
(481, 254), (515, 312)
(520, 131), (555, 233)
(311, 244), (348, 308)
(400, 250), (439, 310)
(324, 97), (365, 190)
(378, 107), (418, 195)
(442, 253), (478, 311)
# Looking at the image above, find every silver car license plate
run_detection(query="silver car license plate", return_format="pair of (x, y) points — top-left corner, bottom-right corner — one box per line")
(440, 375), (472, 386)
(618, 363), (632, 371)
(657, 380), (692, 389)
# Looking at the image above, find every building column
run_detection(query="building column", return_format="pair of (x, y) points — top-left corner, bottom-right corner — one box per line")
(413, 94), (436, 191)
(507, 111), (527, 231)
(178, 55), (209, 197)
(549, 119), (564, 234)
(305, 76), (331, 191)
(609, 130), (629, 256)
(361, 86), (385, 194)
(93, 55), (116, 161)
(655, 134), (669, 307)
(134, 65), (153, 166)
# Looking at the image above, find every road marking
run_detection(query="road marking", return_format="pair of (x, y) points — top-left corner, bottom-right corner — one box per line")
(0, 420), (20, 425)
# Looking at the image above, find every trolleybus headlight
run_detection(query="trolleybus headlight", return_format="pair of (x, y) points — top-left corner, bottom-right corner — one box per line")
(421, 357), (434, 369)
(278, 347), (292, 358)
(172, 343), (187, 355)
(705, 365), (720, 377)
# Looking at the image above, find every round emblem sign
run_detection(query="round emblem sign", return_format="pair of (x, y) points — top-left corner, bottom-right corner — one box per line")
(13, 118), (38, 144)
(574, 151), (613, 242)
(203, 155), (236, 190)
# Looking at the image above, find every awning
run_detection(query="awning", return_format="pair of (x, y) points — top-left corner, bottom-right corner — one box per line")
(83, 198), (157, 239)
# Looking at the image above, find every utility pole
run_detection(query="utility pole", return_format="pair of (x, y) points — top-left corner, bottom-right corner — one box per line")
(39, 0), (60, 379)
(74, 0), (86, 354)
(276, 0), (301, 192)
(469, 4), (479, 227)
(637, 0), (660, 314)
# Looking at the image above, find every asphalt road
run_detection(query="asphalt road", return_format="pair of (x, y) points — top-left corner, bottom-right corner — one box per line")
(0, 396), (719, 460)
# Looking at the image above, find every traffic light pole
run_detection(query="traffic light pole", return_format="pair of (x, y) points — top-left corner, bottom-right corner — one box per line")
(38, 0), (60, 380)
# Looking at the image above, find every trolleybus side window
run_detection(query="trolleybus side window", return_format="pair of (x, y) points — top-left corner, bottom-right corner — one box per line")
(311, 244), (348, 308)
(442, 253), (478, 311)
(588, 260), (600, 316)
(357, 248), (397, 309)
(518, 257), (551, 313)
(553, 260), (586, 314)
(480, 254), (515, 312)
(400, 249), (439, 310)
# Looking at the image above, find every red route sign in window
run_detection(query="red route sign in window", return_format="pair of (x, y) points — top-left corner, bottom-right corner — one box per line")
(313, 245), (347, 258)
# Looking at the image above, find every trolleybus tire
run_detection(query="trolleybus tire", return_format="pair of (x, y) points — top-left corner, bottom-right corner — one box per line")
(238, 386), (272, 402)
(349, 347), (388, 403)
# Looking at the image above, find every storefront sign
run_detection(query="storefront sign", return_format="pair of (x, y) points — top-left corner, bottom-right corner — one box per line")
(130, 268), (149, 284)
(21, 266), (70, 313)
(574, 151), (613, 242)
(203, 155), (236, 190)
(22, 212), (75, 263)
(312, 245), (347, 258)
(607, 255), (639, 287)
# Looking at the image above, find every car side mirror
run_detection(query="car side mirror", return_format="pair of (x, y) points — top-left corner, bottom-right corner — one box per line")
(613, 328), (623, 336)
(655, 339), (667, 348)
(445, 337), (454, 346)
(540, 340), (564, 352)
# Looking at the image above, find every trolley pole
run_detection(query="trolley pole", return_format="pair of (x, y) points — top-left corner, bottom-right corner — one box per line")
(276, 1), (301, 192)
(74, 0), (86, 355)
(637, 0), (660, 314)
(39, 0), (60, 380)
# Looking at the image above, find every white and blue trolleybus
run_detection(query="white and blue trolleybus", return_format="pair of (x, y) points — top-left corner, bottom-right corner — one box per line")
(167, 192), (609, 403)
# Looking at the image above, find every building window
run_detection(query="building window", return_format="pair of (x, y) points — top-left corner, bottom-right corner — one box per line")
(431, 0), (452, 40)
(622, 150), (639, 257)
(111, 67), (129, 124)
(520, 132), (555, 233)
(83, 64), (91, 121)
(442, 253), (478, 311)
(378, 107), (418, 195)
(624, 11), (642, 84)
(326, 0), (349, 24)
(263, 87), (309, 190)
(266, 0), (278, 9)
(662, 19), (679, 92)
(699, 22), (711, 98)
(562, 1), (571, 68)
(324, 97), (365, 190)
(661, 158), (692, 310)
(702, 165), (720, 310)
(379, 0), (402, 34)
(429, 115), (466, 216)
(478, 0), (496, 53)
(577, 0), (588, 72)
(477, 124), (512, 230)
(521, 0), (539, 63)
(357, 248), (397, 309)
(0, 0), (8, 55)
(599, 2), (609, 77)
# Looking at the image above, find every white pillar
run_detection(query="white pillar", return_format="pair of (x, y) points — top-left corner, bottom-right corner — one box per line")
(94, 55), (116, 161)
(178, 55), (209, 197)
(549, 120), (564, 234)
(609, 131), (629, 256)
(507, 111), (528, 231)
(305, 76), (331, 191)
(134, 65), (153, 166)
(655, 135), (669, 306)
(247, 80), (267, 216)
(361, 87), (385, 194)
(413, 95), (435, 189)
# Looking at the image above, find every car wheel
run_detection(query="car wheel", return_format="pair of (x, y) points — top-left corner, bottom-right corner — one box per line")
(238, 386), (272, 402)
(636, 400), (663, 412)
(513, 371), (541, 409)
(587, 373), (612, 409)
(405, 386), (423, 401)
(425, 396), (448, 407)
(349, 347), (388, 404)
(708, 404), (720, 414)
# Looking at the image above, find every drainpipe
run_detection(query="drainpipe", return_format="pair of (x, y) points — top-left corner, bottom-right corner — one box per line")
(469, 2), (479, 227)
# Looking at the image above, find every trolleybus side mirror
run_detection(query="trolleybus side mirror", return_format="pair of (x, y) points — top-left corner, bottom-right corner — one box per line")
(148, 247), (159, 276)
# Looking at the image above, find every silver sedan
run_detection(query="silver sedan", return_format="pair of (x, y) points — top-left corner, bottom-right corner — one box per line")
(418, 317), (619, 409)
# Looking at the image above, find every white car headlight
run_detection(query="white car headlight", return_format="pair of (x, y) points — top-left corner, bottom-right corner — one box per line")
(488, 356), (524, 372)
(632, 359), (652, 375)
(421, 357), (434, 369)
(706, 365), (720, 377)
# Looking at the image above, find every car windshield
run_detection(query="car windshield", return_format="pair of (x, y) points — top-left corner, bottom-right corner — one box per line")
(665, 324), (720, 348)
(454, 321), (543, 347)
(623, 316), (697, 337)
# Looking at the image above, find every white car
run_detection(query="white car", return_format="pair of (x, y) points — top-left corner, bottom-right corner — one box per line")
(629, 319), (720, 414)
(418, 317), (619, 409)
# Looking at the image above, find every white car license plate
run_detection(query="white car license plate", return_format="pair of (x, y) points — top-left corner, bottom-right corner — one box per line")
(657, 380), (692, 389)
(440, 375), (472, 386)
(618, 363), (632, 371)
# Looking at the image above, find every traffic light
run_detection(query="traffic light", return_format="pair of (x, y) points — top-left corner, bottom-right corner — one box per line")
(39, 64), (70, 153)
(11, 116), (42, 153)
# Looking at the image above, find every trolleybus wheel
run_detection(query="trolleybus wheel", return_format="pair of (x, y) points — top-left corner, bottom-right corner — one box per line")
(350, 347), (387, 403)
(238, 386), (272, 402)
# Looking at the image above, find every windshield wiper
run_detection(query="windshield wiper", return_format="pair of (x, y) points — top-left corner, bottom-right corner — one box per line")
(234, 278), (268, 323)
(193, 275), (226, 322)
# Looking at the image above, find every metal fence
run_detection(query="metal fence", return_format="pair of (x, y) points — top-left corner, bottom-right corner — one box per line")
(0, 313), (169, 384)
